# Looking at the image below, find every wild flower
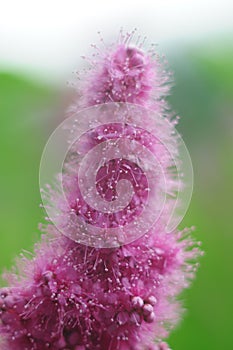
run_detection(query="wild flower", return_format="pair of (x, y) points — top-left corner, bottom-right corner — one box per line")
(0, 30), (201, 349)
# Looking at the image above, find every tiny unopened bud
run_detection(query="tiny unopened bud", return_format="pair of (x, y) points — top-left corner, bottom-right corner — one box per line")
(144, 311), (155, 323)
(142, 303), (154, 316)
(132, 296), (144, 309)
(148, 295), (157, 306)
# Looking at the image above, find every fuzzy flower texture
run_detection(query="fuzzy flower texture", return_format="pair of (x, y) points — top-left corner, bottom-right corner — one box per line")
(0, 32), (201, 350)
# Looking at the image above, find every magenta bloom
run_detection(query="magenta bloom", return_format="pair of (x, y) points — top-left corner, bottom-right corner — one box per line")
(84, 44), (155, 106)
(0, 31), (201, 350)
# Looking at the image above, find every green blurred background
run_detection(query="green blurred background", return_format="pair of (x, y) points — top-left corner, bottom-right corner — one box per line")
(1, 20), (233, 350)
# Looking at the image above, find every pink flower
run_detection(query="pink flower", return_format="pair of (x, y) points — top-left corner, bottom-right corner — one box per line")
(0, 226), (199, 349)
(84, 44), (154, 106)
(70, 29), (171, 113)
(0, 30), (201, 349)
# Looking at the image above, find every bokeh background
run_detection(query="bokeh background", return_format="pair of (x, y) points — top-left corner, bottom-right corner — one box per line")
(0, 1), (233, 349)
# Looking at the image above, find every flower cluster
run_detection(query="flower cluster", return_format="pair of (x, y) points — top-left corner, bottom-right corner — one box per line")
(0, 30), (201, 349)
